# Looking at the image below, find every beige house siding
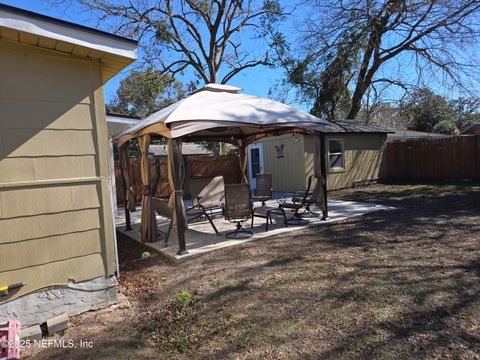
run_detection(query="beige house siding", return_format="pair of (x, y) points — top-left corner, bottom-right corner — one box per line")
(260, 133), (386, 192)
(304, 133), (387, 190)
(0, 39), (115, 298)
(259, 134), (307, 192)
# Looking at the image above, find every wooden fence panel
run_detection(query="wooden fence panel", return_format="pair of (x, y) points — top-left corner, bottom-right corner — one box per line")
(386, 136), (480, 181)
(115, 154), (242, 205)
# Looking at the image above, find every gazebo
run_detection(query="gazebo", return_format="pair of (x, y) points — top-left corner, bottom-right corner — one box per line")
(115, 84), (332, 254)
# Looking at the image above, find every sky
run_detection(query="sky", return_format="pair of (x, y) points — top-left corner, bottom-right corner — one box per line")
(2, 0), (478, 113)
(0, 0), (286, 107)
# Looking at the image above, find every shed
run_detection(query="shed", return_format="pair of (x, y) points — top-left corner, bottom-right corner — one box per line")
(0, 4), (137, 326)
(256, 121), (391, 191)
(461, 121), (480, 135)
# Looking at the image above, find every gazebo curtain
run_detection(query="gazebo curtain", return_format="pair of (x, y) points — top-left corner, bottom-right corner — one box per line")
(167, 139), (188, 234)
(313, 135), (326, 211)
(139, 134), (158, 243)
(119, 143), (136, 212)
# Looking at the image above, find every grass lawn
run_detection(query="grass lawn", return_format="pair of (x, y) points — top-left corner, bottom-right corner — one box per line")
(24, 182), (480, 359)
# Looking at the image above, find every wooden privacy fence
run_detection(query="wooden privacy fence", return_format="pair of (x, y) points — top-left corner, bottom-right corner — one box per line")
(115, 154), (242, 205)
(386, 135), (480, 181)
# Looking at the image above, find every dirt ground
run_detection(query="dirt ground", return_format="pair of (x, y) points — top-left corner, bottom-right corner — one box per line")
(23, 182), (480, 359)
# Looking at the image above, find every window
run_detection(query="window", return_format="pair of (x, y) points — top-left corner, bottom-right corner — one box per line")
(328, 139), (345, 171)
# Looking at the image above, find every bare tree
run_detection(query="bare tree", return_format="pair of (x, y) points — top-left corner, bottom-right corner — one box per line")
(276, 0), (480, 120)
(78, 0), (283, 85)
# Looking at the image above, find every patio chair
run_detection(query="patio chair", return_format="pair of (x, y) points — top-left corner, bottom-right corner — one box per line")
(152, 197), (173, 246)
(251, 173), (273, 206)
(186, 176), (224, 235)
(293, 175), (320, 217)
(224, 183), (253, 239)
(250, 173), (288, 231)
(279, 175), (318, 224)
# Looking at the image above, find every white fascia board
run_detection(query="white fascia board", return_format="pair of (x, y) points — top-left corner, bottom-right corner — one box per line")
(0, 9), (138, 60)
(106, 116), (141, 125)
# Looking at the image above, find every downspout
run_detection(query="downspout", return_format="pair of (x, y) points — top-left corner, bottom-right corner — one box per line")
(320, 132), (329, 220)
(108, 139), (120, 277)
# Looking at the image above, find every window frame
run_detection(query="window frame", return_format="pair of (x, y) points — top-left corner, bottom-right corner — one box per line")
(328, 138), (345, 172)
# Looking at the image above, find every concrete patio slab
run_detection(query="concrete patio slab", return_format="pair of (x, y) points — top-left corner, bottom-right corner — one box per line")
(116, 198), (395, 262)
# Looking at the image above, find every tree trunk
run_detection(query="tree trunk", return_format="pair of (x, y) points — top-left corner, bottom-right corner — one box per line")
(347, 86), (365, 119)
(347, 59), (382, 120)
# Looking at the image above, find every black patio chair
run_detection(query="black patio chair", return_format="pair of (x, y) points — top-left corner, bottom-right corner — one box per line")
(224, 183), (253, 239)
(293, 175), (320, 217)
(280, 175), (318, 224)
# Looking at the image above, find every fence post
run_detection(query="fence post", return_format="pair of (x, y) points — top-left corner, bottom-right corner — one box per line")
(475, 135), (480, 180)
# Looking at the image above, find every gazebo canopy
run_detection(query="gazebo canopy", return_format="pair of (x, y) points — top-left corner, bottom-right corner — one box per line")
(115, 84), (330, 145)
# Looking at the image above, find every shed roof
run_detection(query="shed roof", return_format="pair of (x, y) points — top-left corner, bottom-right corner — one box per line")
(0, 3), (138, 82)
(324, 121), (392, 134)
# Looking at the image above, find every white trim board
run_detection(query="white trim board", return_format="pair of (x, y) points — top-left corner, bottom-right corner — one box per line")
(0, 7), (137, 60)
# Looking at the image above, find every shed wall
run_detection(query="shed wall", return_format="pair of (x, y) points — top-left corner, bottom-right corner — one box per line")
(0, 39), (116, 299)
(304, 133), (387, 190)
(259, 134), (307, 192)
(259, 133), (387, 192)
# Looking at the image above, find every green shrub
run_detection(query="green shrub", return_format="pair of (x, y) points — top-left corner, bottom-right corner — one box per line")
(210, 278), (221, 287)
(174, 291), (192, 312)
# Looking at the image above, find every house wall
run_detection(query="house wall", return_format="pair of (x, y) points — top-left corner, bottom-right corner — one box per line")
(304, 133), (387, 190)
(0, 39), (116, 300)
(258, 134), (307, 192)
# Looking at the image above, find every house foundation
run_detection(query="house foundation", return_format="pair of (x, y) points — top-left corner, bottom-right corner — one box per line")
(0, 276), (117, 327)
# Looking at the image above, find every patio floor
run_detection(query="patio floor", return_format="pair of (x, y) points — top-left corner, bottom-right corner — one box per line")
(115, 196), (395, 262)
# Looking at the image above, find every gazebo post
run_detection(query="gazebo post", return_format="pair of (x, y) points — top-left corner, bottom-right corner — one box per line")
(171, 139), (187, 254)
(320, 132), (328, 220)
